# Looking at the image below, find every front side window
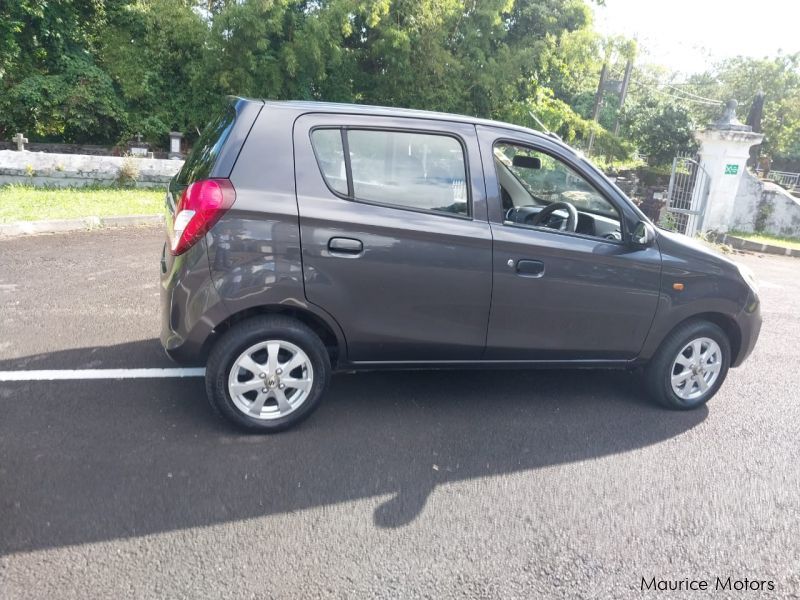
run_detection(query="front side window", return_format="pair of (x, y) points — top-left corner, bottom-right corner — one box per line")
(311, 128), (469, 217)
(494, 142), (622, 241)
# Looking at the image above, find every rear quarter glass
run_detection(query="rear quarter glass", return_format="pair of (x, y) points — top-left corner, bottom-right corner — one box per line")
(167, 98), (261, 213)
(175, 104), (237, 187)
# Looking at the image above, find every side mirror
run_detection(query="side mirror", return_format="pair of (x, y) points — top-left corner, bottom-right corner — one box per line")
(630, 220), (655, 247)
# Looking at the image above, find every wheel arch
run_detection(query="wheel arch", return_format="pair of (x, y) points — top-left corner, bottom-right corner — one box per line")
(204, 304), (346, 367)
(648, 312), (742, 367)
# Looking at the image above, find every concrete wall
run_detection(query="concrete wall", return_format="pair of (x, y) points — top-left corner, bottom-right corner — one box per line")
(0, 150), (183, 188)
(0, 141), (173, 159)
(732, 169), (800, 237)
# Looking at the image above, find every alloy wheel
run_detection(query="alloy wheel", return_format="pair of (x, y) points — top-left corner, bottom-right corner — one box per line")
(670, 337), (723, 402)
(227, 340), (314, 420)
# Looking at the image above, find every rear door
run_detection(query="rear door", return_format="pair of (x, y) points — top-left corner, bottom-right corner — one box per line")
(294, 114), (491, 362)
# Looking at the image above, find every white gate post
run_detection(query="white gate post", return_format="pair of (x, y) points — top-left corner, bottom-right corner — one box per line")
(694, 100), (763, 233)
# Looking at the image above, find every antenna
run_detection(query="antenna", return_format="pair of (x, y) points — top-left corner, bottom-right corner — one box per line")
(528, 110), (561, 141)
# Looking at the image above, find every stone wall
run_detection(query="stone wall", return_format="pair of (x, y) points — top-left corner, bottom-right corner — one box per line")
(0, 141), (172, 159)
(0, 150), (183, 188)
(0, 141), (120, 156)
(731, 169), (800, 237)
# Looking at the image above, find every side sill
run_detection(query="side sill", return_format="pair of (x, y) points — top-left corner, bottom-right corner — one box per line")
(337, 359), (637, 372)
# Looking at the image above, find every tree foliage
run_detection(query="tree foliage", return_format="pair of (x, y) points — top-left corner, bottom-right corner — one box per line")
(1, 0), (797, 169)
(0, 1), (122, 142)
(3, 0), (623, 152)
(686, 54), (800, 166)
(615, 66), (697, 165)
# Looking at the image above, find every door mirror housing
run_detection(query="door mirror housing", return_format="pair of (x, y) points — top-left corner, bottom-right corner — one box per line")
(630, 220), (655, 247)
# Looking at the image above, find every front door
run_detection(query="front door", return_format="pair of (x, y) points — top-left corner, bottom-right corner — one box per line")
(477, 126), (662, 361)
(294, 114), (492, 362)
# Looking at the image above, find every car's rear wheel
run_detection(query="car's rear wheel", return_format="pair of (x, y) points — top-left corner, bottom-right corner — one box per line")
(206, 316), (331, 432)
(645, 320), (731, 410)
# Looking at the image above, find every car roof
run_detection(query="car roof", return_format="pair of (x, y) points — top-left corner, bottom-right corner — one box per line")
(244, 98), (556, 145)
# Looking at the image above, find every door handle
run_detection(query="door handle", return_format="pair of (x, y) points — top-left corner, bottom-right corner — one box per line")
(328, 237), (363, 255)
(515, 259), (545, 278)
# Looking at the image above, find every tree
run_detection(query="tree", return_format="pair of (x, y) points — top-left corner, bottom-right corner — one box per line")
(0, 1), (126, 142)
(0, 0), (633, 156)
(622, 98), (695, 165)
(98, 0), (210, 146)
(1, 55), (125, 142)
(686, 54), (800, 168)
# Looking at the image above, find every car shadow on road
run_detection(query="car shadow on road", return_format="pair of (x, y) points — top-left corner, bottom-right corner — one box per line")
(0, 340), (707, 555)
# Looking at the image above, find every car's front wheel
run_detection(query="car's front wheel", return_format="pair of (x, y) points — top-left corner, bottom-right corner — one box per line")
(206, 315), (331, 432)
(645, 320), (731, 410)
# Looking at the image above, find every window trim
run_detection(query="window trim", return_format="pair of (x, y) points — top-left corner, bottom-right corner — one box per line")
(307, 127), (350, 196)
(492, 139), (628, 246)
(340, 128), (354, 198)
(309, 125), (473, 220)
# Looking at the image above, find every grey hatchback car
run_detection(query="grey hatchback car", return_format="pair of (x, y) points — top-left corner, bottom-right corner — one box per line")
(160, 98), (761, 432)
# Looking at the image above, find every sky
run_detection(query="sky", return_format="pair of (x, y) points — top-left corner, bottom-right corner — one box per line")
(592, 0), (800, 75)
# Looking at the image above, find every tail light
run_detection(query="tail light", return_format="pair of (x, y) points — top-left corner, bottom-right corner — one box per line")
(170, 178), (235, 255)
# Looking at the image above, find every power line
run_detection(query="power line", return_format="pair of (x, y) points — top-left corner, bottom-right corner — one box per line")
(663, 83), (723, 104)
(629, 80), (722, 105)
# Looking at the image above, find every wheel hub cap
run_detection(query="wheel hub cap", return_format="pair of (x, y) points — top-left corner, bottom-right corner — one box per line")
(227, 340), (314, 420)
(670, 337), (722, 402)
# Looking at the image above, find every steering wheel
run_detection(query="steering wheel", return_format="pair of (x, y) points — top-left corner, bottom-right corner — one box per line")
(531, 201), (578, 233)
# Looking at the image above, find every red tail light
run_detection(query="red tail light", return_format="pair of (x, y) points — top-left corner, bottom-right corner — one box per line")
(170, 179), (235, 255)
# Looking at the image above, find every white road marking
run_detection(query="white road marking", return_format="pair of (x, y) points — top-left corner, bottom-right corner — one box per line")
(0, 368), (205, 381)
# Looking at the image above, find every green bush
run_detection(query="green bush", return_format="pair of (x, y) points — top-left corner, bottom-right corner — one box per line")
(116, 156), (140, 188)
(0, 56), (126, 143)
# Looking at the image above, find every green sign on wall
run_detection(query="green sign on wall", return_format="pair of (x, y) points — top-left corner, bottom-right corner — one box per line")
(724, 163), (739, 175)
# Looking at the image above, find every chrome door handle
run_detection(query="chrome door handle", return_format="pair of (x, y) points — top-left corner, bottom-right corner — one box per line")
(328, 237), (363, 255)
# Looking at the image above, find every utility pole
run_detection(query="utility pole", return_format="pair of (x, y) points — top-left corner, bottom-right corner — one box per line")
(587, 62), (608, 154)
(613, 58), (634, 136)
(591, 62), (608, 122)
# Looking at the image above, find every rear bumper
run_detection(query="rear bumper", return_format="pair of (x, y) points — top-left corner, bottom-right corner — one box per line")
(159, 239), (222, 365)
(160, 319), (207, 365)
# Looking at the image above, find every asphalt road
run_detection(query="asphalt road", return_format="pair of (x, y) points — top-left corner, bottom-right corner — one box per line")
(1, 227), (798, 599)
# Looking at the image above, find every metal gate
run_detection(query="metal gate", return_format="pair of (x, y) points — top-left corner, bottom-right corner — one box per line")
(665, 154), (710, 236)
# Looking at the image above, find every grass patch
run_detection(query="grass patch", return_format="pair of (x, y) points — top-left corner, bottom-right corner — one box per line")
(695, 232), (734, 254)
(0, 184), (164, 223)
(729, 230), (800, 251)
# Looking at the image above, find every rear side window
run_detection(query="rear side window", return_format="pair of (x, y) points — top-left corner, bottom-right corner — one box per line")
(311, 128), (469, 217)
(176, 105), (236, 185)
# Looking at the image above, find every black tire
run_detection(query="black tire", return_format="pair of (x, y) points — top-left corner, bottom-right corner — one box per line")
(205, 315), (331, 432)
(644, 319), (731, 410)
